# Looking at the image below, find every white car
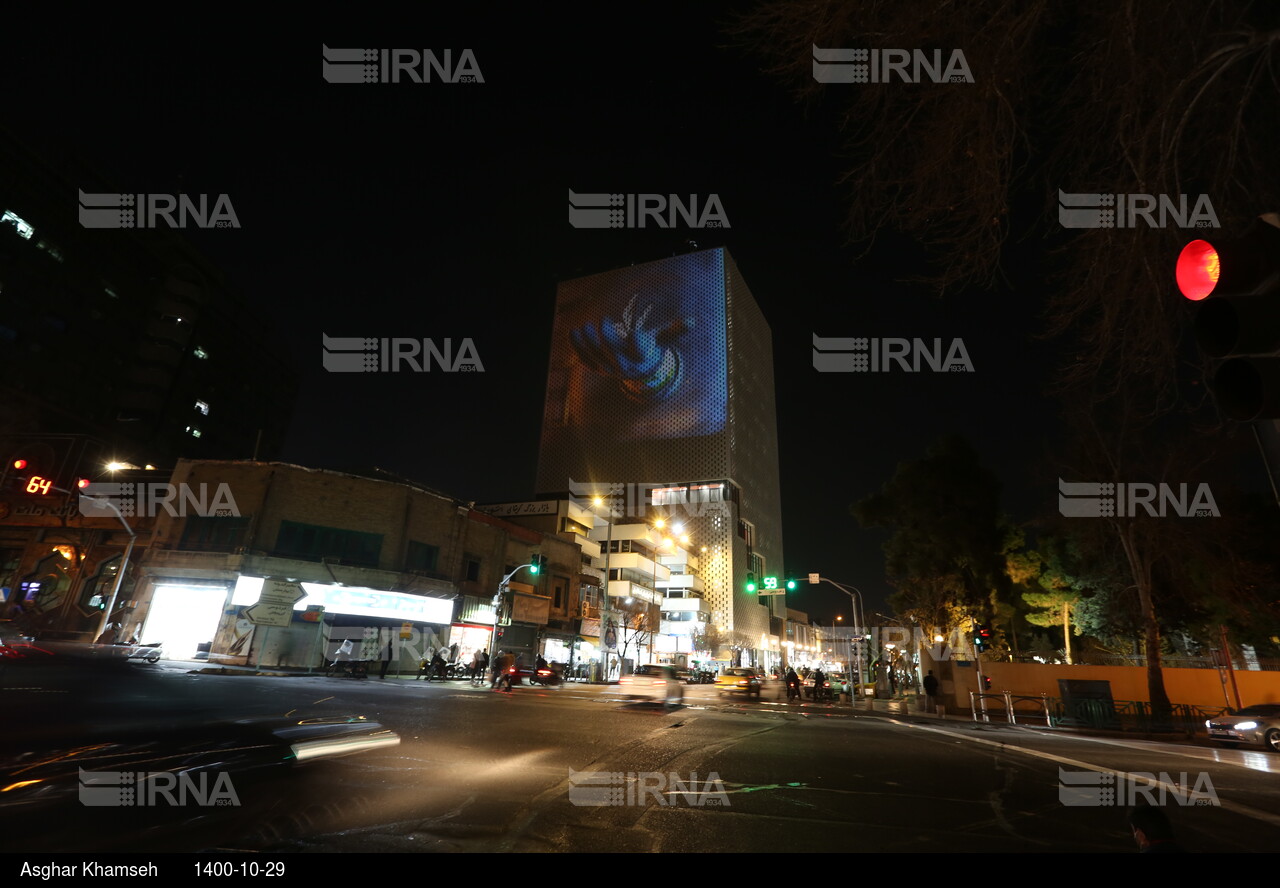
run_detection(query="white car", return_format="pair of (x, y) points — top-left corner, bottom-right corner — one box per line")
(1206, 704), (1280, 751)
(617, 665), (684, 708)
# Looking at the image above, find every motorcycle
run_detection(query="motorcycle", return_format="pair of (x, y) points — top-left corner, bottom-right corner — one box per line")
(528, 667), (561, 687)
(124, 641), (163, 664)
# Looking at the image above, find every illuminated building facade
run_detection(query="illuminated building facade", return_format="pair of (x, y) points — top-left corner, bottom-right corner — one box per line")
(535, 248), (784, 667)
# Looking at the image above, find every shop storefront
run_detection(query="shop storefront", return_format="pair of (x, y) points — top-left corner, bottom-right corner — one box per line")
(187, 575), (458, 670)
(448, 622), (494, 673)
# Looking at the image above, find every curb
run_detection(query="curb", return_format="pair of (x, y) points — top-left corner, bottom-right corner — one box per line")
(188, 667), (306, 677)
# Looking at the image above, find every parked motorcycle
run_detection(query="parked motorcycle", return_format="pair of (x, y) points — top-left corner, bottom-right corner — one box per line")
(126, 641), (164, 664)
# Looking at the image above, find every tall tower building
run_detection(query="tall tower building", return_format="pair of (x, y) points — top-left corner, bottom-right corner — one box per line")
(536, 247), (784, 666)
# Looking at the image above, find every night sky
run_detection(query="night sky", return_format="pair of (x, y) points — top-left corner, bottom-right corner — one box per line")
(5, 13), (1067, 621)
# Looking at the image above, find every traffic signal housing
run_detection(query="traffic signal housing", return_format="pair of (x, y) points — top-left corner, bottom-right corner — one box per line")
(1178, 216), (1280, 420)
(6, 455), (56, 495)
(529, 552), (546, 575)
(973, 623), (992, 653)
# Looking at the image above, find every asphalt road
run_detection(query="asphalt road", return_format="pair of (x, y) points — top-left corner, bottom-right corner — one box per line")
(102, 666), (1280, 854)
(6, 661), (1277, 857)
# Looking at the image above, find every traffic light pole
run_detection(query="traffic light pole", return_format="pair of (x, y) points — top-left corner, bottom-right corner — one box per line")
(485, 561), (537, 672)
(971, 617), (990, 722)
(808, 576), (864, 711)
(69, 488), (137, 644)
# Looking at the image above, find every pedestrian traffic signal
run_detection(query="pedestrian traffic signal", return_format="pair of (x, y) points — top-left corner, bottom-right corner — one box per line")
(7, 457), (55, 495)
(1178, 215), (1280, 420)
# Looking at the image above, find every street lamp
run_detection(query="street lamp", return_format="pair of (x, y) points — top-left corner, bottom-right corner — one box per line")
(808, 575), (866, 711)
(592, 496), (616, 682)
(649, 530), (677, 665)
(66, 485), (137, 644)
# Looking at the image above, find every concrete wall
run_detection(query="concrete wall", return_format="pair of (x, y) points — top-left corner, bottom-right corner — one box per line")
(925, 653), (1280, 709)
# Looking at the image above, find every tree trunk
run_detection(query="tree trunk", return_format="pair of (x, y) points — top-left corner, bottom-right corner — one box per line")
(1118, 523), (1172, 728)
(1062, 603), (1073, 666)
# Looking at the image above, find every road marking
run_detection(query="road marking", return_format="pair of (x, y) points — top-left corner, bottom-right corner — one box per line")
(887, 719), (1280, 828)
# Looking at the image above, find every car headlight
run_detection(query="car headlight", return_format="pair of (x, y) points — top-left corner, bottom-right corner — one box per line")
(1234, 721), (1258, 731)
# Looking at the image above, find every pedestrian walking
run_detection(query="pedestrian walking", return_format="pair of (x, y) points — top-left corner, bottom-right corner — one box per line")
(923, 669), (939, 711)
(379, 633), (394, 679)
(489, 650), (504, 687)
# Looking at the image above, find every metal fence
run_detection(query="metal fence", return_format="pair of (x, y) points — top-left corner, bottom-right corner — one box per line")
(1050, 698), (1230, 733)
(970, 692), (1052, 725)
(969, 694), (1231, 733)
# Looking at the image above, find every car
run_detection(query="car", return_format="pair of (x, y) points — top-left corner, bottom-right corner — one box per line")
(715, 667), (761, 697)
(1206, 704), (1280, 751)
(616, 665), (684, 708)
(618, 664), (679, 689)
(802, 674), (837, 701)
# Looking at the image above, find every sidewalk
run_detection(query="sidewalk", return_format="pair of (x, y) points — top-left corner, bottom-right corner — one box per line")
(160, 659), (621, 686)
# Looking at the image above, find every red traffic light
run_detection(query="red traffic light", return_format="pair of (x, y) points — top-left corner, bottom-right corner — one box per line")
(76, 478), (91, 489)
(1177, 239), (1221, 301)
(12, 459), (27, 470)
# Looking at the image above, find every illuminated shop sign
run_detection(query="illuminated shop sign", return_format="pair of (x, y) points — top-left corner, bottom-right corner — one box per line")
(232, 576), (452, 623)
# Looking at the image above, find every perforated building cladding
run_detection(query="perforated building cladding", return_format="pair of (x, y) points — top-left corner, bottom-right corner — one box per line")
(537, 248), (783, 648)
